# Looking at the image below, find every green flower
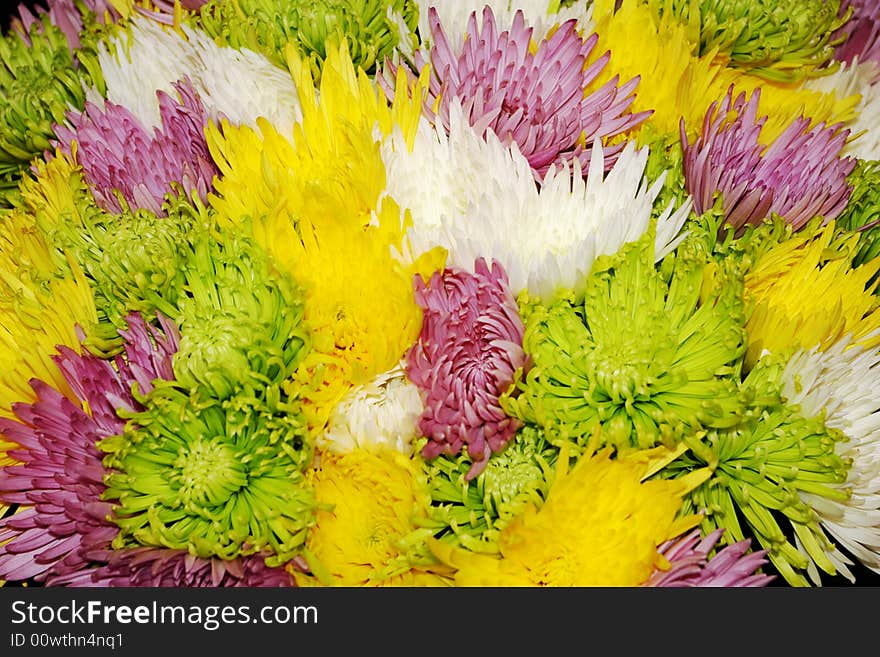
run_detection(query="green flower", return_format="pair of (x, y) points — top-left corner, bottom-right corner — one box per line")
(644, 133), (690, 224)
(648, 0), (849, 82)
(172, 225), (310, 401)
(0, 13), (105, 205)
(422, 426), (558, 549)
(834, 159), (880, 289)
(100, 386), (316, 565)
(502, 229), (748, 450)
(195, 0), (419, 79)
(665, 352), (852, 587)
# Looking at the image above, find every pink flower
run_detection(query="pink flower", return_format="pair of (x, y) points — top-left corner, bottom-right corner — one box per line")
(681, 86), (855, 233)
(54, 77), (218, 216)
(406, 258), (526, 480)
(381, 6), (649, 180)
(645, 529), (776, 587)
(834, 1), (880, 72)
(0, 313), (177, 584)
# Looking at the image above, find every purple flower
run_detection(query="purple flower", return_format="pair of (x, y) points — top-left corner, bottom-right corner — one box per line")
(381, 6), (649, 180)
(645, 529), (776, 587)
(406, 258), (526, 480)
(11, 0), (85, 49)
(0, 313), (177, 584)
(834, 1), (880, 72)
(53, 77), (218, 216)
(681, 86), (856, 234)
(56, 548), (293, 587)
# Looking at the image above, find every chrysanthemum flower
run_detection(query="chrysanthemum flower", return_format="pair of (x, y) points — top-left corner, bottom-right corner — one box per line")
(195, 0), (418, 78)
(743, 220), (880, 367)
(291, 448), (452, 587)
(382, 102), (691, 300)
(682, 87), (856, 234)
(0, 312), (176, 584)
(833, 0), (880, 69)
(406, 258), (527, 479)
(429, 442), (711, 586)
(645, 0), (849, 82)
(0, 257), (102, 421)
(94, 18), (303, 131)
(170, 229), (310, 401)
(778, 337), (880, 581)
(423, 425), (558, 548)
(414, 0), (595, 50)
(502, 231), (747, 451)
(667, 359), (853, 587)
(0, 11), (104, 204)
(54, 77), (217, 216)
(834, 160), (880, 273)
(382, 6), (649, 179)
(320, 361), (423, 455)
(67, 549), (294, 587)
(645, 528), (774, 587)
(100, 384), (316, 564)
(590, 0), (859, 147)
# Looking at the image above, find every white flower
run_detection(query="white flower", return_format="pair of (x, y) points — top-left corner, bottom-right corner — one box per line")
(320, 362), (424, 455)
(414, 0), (594, 50)
(805, 57), (880, 161)
(91, 17), (301, 131)
(780, 334), (880, 582)
(381, 102), (690, 300)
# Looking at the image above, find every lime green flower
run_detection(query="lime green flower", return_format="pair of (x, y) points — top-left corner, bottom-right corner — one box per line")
(0, 13), (105, 205)
(502, 230), (748, 451)
(423, 426), (559, 549)
(195, 0), (419, 79)
(665, 352), (852, 587)
(171, 227), (310, 401)
(100, 386), (316, 565)
(834, 159), (880, 281)
(646, 0), (849, 82)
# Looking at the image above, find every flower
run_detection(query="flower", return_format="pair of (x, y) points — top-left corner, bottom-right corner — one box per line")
(645, 0), (849, 82)
(681, 86), (856, 235)
(94, 17), (303, 131)
(428, 442), (711, 586)
(382, 102), (690, 300)
(0, 11), (104, 204)
(54, 77), (217, 216)
(833, 0), (880, 70)
(666, 354), (854, 587)
(778, 337), (880, 581)
(99, 386), (317, 565)
(0, 312), (176, 584)
(423, 425), (558, 548)
(320, 361), (423, 455)
(834, 159), (880, 273)
(64, 549), (294, 587)
(743, 221), (880, 368)
(413, 0), (595, 50)
(645, 528), (775, 587)
(502, 231), (747, 451)
(291, 448), (451, 586)
(169, 229), (310, 401)
(406, 258), (527, 479)
(381, 6), (650, 179)
(195, 0), (418, 78)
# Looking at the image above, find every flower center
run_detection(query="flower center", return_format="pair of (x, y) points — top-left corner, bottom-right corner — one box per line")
(173, 437), (247, 508)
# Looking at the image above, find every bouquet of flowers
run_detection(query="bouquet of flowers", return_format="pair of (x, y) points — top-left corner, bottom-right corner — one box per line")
(1, 0), (878, 588)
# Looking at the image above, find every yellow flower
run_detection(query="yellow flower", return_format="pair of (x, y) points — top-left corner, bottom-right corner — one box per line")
(292, 448), (453, 587)
(744, 221), (880, 368)
(591, 1), (858, 146)
(429, 441), (711, 586)
(206, 41), (442, 432)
